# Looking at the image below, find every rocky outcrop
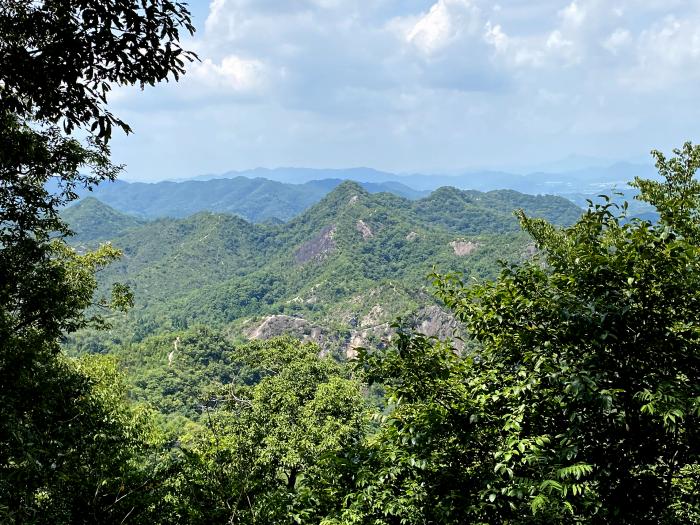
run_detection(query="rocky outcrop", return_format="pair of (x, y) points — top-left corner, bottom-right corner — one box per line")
(295, 225), (336, 264)
(356, 219), (373, 239)
(245, 304), (465, 359)
(246, 315), (312, 340)
(345, 323), (392, 359)
(246, 315), (337, 354)
(450, 239), (480, 256)
(360, 304), (384, 328)
(413, 305), (464, 350)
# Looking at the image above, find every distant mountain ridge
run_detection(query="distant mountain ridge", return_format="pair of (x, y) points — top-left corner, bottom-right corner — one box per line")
(68, 176), (428, 223)
(64, 160), (655, 224)
(198, 162), (658, 194)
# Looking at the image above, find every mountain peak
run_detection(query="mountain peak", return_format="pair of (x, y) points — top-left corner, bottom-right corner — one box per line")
(62, 197), (144, 242)
(314, 180), (370, 208)
(332, 179), (368, 194)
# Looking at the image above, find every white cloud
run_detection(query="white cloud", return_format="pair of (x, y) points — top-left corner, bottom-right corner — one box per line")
(559, 1), (585, 27)
(484, 22), (509, 53)
(546, 29), (572, 51)
(405, 0), (481, 55)
(638, 15), (700, 68)
(602, 28), (631, 55)
(191, 55), (269, 92)
(110, 0), (700, 181)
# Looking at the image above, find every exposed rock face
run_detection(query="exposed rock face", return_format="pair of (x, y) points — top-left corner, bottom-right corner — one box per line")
(405, 231), (418, 241)
(348, 195), (359, 205)
(345, 335), (363, 360)
(246, 315), (337, 355)
(246, 315), (311, 340)
(450, 240), (480, 256)
(245, 305), (464, 359)
(413, 305), (464, 350)
(356, 219), (373, 239)
(295, 225), (336, 264)
(360, 304), (384, 328)
(345, 324), (392, 360)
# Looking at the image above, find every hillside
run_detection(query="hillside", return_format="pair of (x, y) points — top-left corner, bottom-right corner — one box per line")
(413, 187), (582, 234)
(61, 197), (144, 242)
(61, 182), (584, 463)
(60, 163), (656, 225)
(65, 182), (582, 357)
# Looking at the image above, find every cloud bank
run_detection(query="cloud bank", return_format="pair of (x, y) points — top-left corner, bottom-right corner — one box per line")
(110, 0), (700, 180)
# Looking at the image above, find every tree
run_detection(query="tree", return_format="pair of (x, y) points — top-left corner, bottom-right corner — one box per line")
(1, 354), (167, 524)
(0, 1), (196, 520)
(0, 0), (196, 341)
(156, 338), (368, 524)
(344, 143), (700, 524)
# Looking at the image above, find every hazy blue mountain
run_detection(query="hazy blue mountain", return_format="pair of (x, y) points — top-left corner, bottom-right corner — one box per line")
(518, 154), (614, 174)
(205, 167), (398, 185)
(86, 177), (329, 221)
(55, 163), (657, 226)
(63, 176), (427, 222)
(197, 163), (658, 195)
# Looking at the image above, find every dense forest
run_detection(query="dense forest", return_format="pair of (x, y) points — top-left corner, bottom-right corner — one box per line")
(62, 183), (581, 352)
(60, 183), (581, 434)
(1, 2), (698, 524)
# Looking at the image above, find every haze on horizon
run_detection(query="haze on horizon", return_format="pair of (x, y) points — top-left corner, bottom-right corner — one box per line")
(109, 0), (700, 182)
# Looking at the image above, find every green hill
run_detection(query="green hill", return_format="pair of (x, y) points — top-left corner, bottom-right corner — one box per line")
(61, 197), (144, 242)
(65, 183), (582, 358)
(413, 186), (582, 234)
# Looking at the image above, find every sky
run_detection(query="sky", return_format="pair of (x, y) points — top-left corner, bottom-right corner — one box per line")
(109, 0), (700, 181)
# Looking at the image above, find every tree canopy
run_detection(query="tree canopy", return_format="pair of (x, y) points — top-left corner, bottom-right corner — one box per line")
(0, 1), (196, 521)
(1, 2), (698, 524)
(340, 143), (700, 524)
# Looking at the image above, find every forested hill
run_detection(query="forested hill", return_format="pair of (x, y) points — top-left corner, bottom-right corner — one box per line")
(65, 182), (582, 356)
(66, 176), (428, 222)
(61, 197), (145, 242)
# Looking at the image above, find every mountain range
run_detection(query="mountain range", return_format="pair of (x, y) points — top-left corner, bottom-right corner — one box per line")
(64, 182), (583, 359)
(63, 177), (426, 222)
(64, 161), (657, 224)
(195, 162), (658, 193)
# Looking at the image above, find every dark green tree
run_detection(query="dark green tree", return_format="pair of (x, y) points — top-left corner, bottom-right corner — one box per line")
(155, 338), (368, 524)
(0, 1), (196, 521)
(342, 143), (700, 524)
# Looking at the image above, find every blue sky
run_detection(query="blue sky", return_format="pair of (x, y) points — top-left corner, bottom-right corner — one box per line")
(109, 0), (700, 181)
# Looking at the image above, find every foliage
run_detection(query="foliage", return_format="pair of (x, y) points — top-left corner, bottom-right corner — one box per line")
(0, 0), (196, 138)
(63, 182), (574, 352)
(414, 186), (582, 235)
(64, 177), (430, 223)
(343, 143), (700, 524)
(0, 354), (165, 524)
(5, 5), (697, 524)
(0, 0), (195, 521)
(330, 330), (498, 524)
(61, 197), (144, 243)
(63, 176), (581, 224)
(152, 338), (368, 524)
